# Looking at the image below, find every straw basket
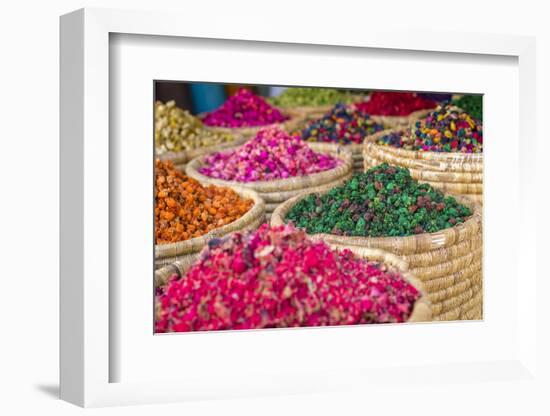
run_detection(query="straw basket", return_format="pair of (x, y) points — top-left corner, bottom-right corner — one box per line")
(271, 191), (482, 321)
(370, 108), (435, 129)
(155, 187), (265, 269)
(154, 245), (431, 323)
(299, 131), (393, 174)
(287, 104), (334, 120)
(328, 246), (432, 322)
(273, 92), (368, 121)
(185, 142), (353, 220)
(363, 129), (483, 203)
(156, 134), (248, 171)
(199, 109), (305, 139)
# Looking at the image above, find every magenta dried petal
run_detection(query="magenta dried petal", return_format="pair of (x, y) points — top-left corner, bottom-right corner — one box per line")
(198, 126), (341, 182)
(155, 224), (421, 333)
(202, 88), (288, 128)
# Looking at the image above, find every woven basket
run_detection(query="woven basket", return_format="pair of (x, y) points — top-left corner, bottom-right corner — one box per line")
(370, 108), (435, 129)
(299, 129), (394, 174)
(185, 142), (353, 218)
(363, 129), (483, 202)
(154, 245), (431, 323)
(271, 190), (482, 321)
(155, 187), (265, 269)
(274, 92), (368, 120)
(199, 109), (305, 138)
(330, 246), (432, 322)
(288, 104), (333, 119)
(156, 133), (248, 172)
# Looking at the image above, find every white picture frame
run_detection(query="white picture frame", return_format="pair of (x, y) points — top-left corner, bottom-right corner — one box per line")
(60, 7), (541, 408)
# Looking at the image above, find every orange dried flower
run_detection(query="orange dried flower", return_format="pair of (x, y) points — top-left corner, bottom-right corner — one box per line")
(155, 160), (253, 244)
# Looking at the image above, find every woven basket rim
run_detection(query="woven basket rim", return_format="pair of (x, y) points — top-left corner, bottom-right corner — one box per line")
(363, 154), (484, 195)
(364, 128), (484, 163)
(270, 187), (482, 254)
(369, 108), (435, 127)
(301, 127), (395, 153)
(156, 134), (248, 166)
(257, 172), (353, 203)
(155, 214), (265, 270)
(363, 151), (484, 178)
(197, 109), (304, 133)
(155, 187), (265, 259)
(185, 142), (353, 193)
(281, 104), (334, 113)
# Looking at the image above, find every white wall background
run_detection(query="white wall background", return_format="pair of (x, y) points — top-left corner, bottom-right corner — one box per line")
(0, 0), (548, 414)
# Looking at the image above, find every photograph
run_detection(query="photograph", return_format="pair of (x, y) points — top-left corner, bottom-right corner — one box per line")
(153, 83), (483, 333)
(2, 0), (545, 412)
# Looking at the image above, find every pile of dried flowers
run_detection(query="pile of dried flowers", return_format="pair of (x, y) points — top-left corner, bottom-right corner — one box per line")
(298, 103), (385, 145)
(353, 92), (436, 116)
(202, 88), (288, 128)
(155, 159), (253, 244)
(376, 105), (483, 153)
(269, 87), (358, 108)
(198, 126), (341, 182)
(155, 100), (235, 154)
(286, 163), (472, 237)
(155, 224), (421, 332)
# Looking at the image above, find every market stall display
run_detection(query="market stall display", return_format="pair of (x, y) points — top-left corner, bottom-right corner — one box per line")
(271, 164), (482, 321)
(352, 91), (437, 128)
(152, 84), (484, 326)
(269, 87), (362, 118)
(155, 223), (431, 332)
(200, 87), (303, 137)
(155, 100), (246, 170)
(363, 104), (483, 203)
(186, 126), (353, 218)
(155, 159), (265, 268)
(297, 103), (390, 172)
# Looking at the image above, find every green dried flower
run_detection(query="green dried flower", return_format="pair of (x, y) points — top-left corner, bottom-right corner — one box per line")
(269, 88), (361, 108)
(452, 95), (483, 121)
(285, 163), (472, 237)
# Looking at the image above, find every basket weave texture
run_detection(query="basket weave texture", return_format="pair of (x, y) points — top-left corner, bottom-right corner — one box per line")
(156, 133), (248, 172)
(290, 104), (333, 119)
(155, 187), (265, 269)
(363, 129), (483, 202)
(271, 190), (483, 321)
(300, 128), (394, 173)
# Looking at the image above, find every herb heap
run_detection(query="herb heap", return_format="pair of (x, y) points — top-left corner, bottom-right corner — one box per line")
(269, 87), (358, 108)
(155, 101), (235, 154)
(199, 126), (340, 182)
(353, 91), (436, 116)
(299, 103), (385, 145)
(155, 224), (421, 332)
(202, 88), (288, 128)
(377, 104), (483, 153)
(155, 160), (253, 244)
(452, 95), (482, 121)
(418, 92), (453, 102)
(286, 163), (472, 237)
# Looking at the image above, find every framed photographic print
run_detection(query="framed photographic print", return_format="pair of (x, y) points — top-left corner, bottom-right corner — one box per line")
(60, 7), (541, 409)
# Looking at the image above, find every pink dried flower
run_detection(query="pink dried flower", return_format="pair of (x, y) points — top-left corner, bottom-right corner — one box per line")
(199, 126), (341, 182)
(155, 224), (421, 332)
(202, 88), (288, 128)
